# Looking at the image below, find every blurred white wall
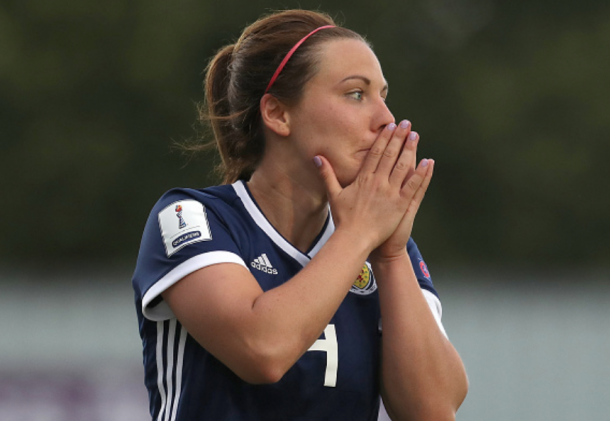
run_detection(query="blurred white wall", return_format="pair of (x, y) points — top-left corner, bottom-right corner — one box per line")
(0, 271), (149, 421)
(0, 270), (608, 421)
(444, 274), (610, 421)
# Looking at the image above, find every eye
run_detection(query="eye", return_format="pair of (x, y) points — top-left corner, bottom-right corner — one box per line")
(347, 90), (363, 101)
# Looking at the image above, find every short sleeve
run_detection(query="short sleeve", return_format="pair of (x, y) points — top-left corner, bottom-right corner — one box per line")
(132, 190), (248, 321)
(407, 237), (447, 337)
(407, 237), (437, 297)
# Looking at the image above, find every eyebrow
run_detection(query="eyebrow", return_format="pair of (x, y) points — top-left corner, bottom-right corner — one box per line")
(339, 75), (389, 92)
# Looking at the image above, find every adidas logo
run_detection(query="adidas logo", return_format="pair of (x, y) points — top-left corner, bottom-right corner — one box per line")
(250, 253), (278, 275)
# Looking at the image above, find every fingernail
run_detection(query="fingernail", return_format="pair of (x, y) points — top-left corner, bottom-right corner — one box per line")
(387, 123), (397, 131)
(408, 131), (418, 141)
(400, 120), (410, 129)
(313, 156), (322, 167)
(421, 158), (429, 167)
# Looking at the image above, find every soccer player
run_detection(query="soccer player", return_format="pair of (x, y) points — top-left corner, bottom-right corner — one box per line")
(132, 9), (467, 420)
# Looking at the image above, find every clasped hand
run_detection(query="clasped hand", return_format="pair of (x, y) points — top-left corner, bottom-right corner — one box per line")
(315, 120), (434, 260)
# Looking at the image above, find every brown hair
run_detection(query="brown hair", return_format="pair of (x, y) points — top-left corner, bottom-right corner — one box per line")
(199, 9), (367, 183)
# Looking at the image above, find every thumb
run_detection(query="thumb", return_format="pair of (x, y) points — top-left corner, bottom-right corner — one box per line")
(314, 155), (342, 198)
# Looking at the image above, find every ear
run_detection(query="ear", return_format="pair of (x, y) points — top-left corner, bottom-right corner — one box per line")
(260, 94), (291, 137)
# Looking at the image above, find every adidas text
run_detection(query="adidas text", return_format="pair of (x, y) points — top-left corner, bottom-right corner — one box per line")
(251, 261), (278, 274)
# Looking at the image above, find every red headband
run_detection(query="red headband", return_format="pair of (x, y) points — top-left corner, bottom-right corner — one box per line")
(264, 25), (336, 94)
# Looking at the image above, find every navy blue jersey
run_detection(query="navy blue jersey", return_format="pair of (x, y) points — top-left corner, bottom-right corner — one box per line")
(132, 181), (441, 421)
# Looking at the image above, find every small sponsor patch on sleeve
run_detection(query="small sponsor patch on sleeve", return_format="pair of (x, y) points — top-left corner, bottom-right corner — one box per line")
(158, 200), (212, 257)
(419, 259), (431, 279)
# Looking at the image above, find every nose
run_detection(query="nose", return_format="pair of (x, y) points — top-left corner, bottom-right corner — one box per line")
(373, 97), (395, 132)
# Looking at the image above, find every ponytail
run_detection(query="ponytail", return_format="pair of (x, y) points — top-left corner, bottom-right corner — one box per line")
(205, 44), (233, 136)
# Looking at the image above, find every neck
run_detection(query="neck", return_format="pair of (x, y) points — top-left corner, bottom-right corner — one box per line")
(248, 162), (328, 254)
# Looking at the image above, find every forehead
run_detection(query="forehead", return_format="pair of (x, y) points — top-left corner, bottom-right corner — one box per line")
(311, 38), (385, 86)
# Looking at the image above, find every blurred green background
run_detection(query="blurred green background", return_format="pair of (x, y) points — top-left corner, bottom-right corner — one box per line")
(2, 0), (608, 271)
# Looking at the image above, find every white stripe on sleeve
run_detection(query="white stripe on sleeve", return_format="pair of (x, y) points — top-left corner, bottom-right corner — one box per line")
(169, 326), (187, 421)
(422, 289), (448, 338)
(143, 251), (248, 321)
(155, 321), (167, 421)
(163, 319), (177, 421)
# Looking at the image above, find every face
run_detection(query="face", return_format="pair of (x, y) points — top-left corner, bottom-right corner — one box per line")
(286, 38), (394, 187)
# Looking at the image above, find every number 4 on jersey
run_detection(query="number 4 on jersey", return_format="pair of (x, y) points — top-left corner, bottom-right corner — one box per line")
(307, 324), (338, 387)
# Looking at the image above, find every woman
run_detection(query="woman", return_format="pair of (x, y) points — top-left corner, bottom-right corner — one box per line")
(133, 9), (468, 421)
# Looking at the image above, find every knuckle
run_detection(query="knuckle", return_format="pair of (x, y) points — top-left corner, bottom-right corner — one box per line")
(358, 173), (373, 184)
(383, 149), (398, 159)
(406, 178), (420, 190)
(369, 147), (384, 157)
(394, 161), (408, 171)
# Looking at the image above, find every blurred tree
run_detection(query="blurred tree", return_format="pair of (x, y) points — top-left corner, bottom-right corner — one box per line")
(0, 0), (608, 271)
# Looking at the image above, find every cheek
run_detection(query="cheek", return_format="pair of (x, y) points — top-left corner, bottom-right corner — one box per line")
(308, 100), (351, 133)
(295, 100), (359, 161)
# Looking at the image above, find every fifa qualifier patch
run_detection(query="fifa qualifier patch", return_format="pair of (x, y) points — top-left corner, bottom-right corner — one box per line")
(350, 263), (377, 295)
(158, 200), (212, 256)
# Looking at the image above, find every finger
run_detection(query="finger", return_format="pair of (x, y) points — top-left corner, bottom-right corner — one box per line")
(360, 122), (396, 174)
(389, 130), (419, 187)
(409, 131), (418, 171)
(409, 158), (434, 209)
(403, 164), (433, 225)
(376, 120), (412, 176)
(314, 155), (342, 199)
(401, 158), (430, 198)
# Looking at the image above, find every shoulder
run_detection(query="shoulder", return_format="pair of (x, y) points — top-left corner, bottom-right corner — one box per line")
(151, 184), (238, 215)
(133, 184), (251, 321)
(145, 184), (247, 256)
(148, 184), (245, 229)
